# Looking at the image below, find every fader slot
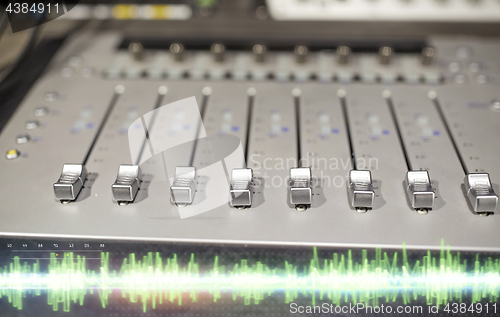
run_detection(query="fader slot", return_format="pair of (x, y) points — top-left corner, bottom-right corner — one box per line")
(112, 83), (209, 218)
(246, 84), (298, 207)
(385, 92), (435, 213)
(135, 84), (206, 176)
(53, 85), (124, 204)
(298, 86), (353, 211)
(167, 88), (210, 207)
(431, 89), (498, 215)
(2, 30), (500, 252)
(231, 88), (256, 209)
(388, 88), (467, 214)
(189, 84), (253, 209)
(108, 86), (168, 205)
(343, 87), (408, 212)
(289, 90), (312, 211)
(339, 90), (375, 212)
(134, 85), (208, 207)
(166, 88), (210, 208)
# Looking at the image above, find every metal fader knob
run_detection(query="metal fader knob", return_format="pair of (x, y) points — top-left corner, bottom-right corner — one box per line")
(289, 167), (312, 211)
(112, 165), (142, 206)
(230, 168), (253, 209)
(348, 170), (375, 212)
(464, 173), (498, 215)
(53, 164), (88, 204)
(405, 171), (435, 213)
(170, 166), (197, 207)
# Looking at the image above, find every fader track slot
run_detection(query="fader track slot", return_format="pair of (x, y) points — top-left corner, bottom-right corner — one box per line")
(53, 86), (124, 204)
(385, 91), (435, 213)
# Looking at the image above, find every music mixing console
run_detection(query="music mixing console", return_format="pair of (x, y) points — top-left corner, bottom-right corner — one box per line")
(0, 32), (499, 251)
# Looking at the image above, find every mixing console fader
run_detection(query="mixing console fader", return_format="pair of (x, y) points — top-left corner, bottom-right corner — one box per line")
(0, 32), (499, 253)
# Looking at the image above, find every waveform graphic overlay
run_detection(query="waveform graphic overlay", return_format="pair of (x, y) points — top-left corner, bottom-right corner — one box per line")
(1, 242), (499, 312)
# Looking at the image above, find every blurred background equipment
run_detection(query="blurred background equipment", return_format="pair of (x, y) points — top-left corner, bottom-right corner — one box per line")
(0, 0), (500, 315)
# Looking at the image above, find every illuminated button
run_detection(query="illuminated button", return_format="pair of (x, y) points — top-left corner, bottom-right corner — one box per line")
(448, 62), (460, 73)
(405, 72), (420, 85)
(424, 72), (441, 85)
(34, 107), (48, 117)
(67, 55), (82, 67)
(53, 164), (88, 203)
(251, 69), (267, 81)
(456, 46), (472, 59)
(468, 62), (481, 73)
(230, 168), (253, 209)
(489, 99), (500, 112)
(208, 69), (225, 80)
(80, 67), (94, 78)
(368, 114), (379, 125)
(25, 120), (39, 130)
(125, 68), (142, 79)
(405, 171), (435, 213)
(44, 92), (58, 102)
(348, 170), (375, 212)
(146, 68), (163, 79)
(233, 69), (247, 81)
(60, 67), (74, 78)
(294, 71), (309, 82)
(5, 149), (20, 160)
(454, 74), (468, 84)
(465, 173), (498, 215)
(318, 72), (332, 83)
(166, 68), (184, 80)
(16, 134), (30, 144)
(190, 69), (204, 80)
(361, 72), (377, 84)
(380, 72), (397, 85)
(417, 116), (429, 126)
(170, 166), (196, 206)
(106, 68), (121, 79)
(476, 74), (488, 84)
(222, 111), (233, 121)
(421, 127), (433, 139)
(112, 165), (142, 205)
(270, 124), (281, 135)
(337, 71), (353, 84)
(289, 167), (312, 210)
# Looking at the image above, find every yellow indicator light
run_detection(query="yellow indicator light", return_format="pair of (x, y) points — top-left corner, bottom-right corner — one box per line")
(112, 5), (139, 20)
(144, 5), (169, 20)
(5, 149), (19, 159)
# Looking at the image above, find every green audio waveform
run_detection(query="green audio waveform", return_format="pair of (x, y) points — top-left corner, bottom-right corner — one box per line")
(0, 241), (499, 312)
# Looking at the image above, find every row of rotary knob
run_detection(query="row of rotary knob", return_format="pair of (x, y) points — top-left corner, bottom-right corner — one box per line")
(128, 42), (437, 66)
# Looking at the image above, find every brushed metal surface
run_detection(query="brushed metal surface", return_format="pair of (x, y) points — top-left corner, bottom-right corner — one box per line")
(0, 32), (499, 251)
